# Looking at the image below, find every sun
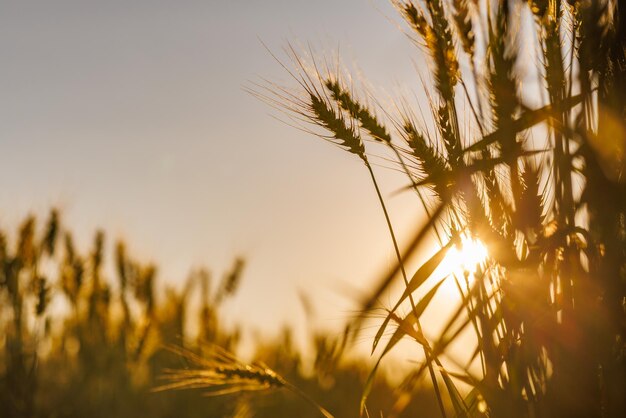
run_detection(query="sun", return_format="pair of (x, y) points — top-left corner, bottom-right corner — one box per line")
(444, 234), (489, 275)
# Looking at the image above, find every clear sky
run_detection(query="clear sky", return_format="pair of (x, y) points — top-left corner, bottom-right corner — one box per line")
(0, 0), (435, 348)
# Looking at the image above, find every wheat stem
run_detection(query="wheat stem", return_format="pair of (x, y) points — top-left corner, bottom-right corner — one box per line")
(364, 159), (448, 418)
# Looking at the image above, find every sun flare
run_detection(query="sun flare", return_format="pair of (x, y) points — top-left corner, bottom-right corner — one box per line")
(444, 235), (489, 275)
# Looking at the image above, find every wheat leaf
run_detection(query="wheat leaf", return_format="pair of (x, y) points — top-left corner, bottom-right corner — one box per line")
(465, 94), (583, 153)
(350, 202), (446, 341)
(384, 279), (446, 355)
(372, 240), (452, 353)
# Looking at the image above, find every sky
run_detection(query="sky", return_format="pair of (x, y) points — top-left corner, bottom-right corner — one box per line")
(0, 0), (438, 350)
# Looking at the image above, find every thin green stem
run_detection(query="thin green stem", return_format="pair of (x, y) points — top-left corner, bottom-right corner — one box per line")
(364, 158), (448, 418)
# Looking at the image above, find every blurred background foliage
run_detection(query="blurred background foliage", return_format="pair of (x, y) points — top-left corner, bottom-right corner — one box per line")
(0, 209), (436, 418)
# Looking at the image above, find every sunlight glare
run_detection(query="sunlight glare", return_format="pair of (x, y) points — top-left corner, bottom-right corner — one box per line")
(444, 235), (488, 275)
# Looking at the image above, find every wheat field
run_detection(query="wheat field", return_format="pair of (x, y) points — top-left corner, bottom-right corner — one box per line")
(2, 1), (625, 417)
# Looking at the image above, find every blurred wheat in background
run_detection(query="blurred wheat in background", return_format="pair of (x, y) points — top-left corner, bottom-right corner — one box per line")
(0, 210), (437, 417)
